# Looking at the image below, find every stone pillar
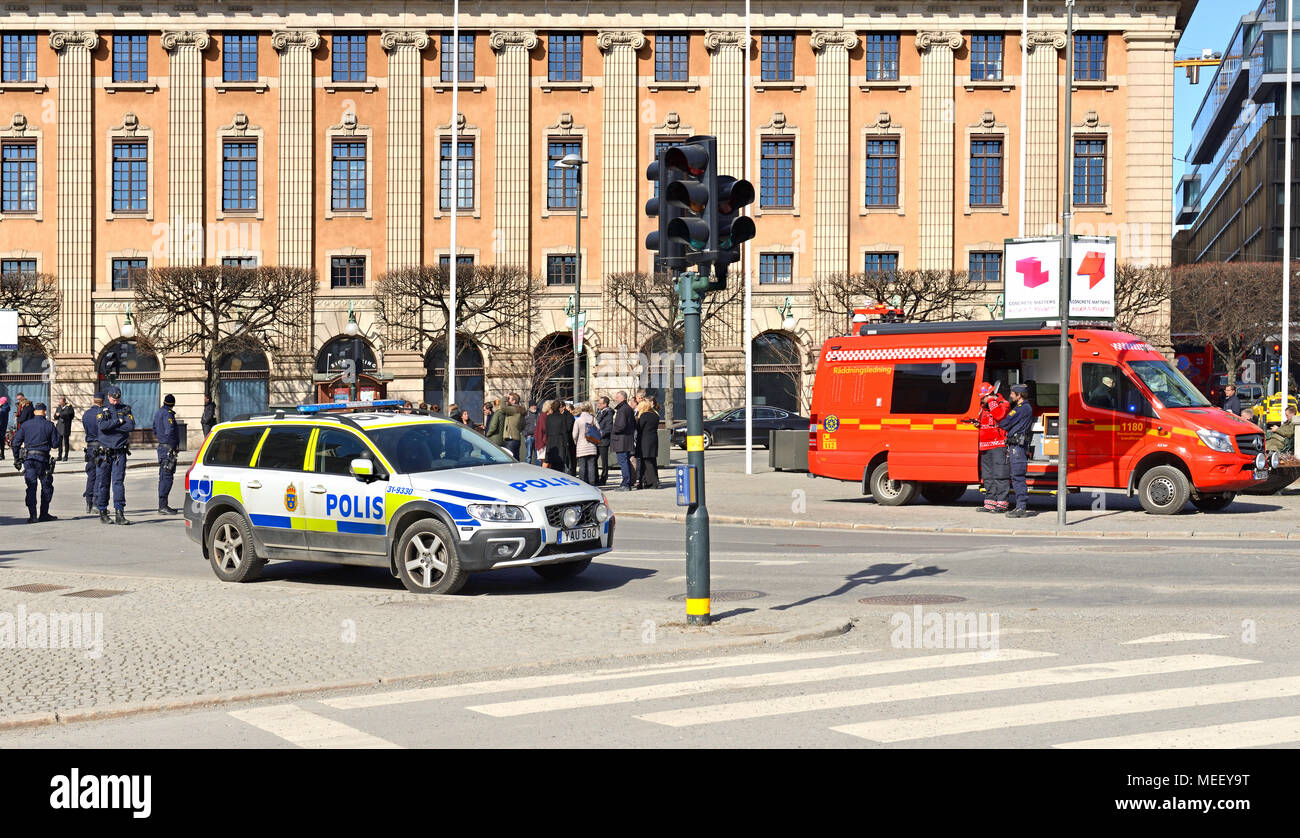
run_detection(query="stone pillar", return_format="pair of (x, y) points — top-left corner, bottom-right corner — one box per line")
(915, 32), (963, 270)
(597, 29), (646, 350)
(489, 30), (538, 272)
(381, 30), (429, 271)
(1122, 31), (1176, 267)
(272, 30), (320, 270)
(49, 31), (98, 362)
(162, 30), (210, 267)
(705, 30), (747, 346)
(1026, 31), (1066, 237)
(811, 30), (857, 281)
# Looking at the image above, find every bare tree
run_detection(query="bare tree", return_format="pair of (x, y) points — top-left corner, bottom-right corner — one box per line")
(1171, 262), (1295, 386)
(132, 265), (317, 413)
(1111, 263), (1173, 346)
(375, 264), (540, 353)
(529, 334), (577, 407)
(0, 270), (61, 353)
(603, 270), (741, 420)
(814, 270), (985, 331)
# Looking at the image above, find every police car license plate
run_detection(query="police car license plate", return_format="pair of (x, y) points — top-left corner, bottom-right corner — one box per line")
(1254, 469), (1268, 480)
(559, 525), (599, 544)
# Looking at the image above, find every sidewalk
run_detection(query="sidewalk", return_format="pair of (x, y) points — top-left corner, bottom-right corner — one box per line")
(0, 452), (197, 480)
(0, 564), (850, 729)
(608, 449), (1300, 540)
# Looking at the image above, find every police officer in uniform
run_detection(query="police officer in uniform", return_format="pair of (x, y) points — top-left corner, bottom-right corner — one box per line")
(999, 383), (1036, 518)
(95, 386), (136, 525)
(10, 402), (61, 523)
(153, 393), (180, 514)
(82, 392), (105, 513)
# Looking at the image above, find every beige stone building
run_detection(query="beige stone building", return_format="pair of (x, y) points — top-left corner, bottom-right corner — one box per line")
(0, 1), (1193, 444)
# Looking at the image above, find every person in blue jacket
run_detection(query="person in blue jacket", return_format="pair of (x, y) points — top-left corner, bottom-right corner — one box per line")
(153, 393), (180, 515)
(81, 392), (104, 514)
(95, 387), (136, 525)
(999, 383), (1036, 518)
(11, 402), (61, 523)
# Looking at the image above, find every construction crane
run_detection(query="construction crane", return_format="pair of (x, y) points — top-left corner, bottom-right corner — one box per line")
(1173, 48), (1222, 84)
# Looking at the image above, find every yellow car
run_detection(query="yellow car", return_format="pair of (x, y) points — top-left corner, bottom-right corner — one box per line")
(1253, 393), (1299, 424)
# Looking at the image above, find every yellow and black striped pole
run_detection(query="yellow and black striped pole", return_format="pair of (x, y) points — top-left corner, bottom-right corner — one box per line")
(680, 270), (711, 625)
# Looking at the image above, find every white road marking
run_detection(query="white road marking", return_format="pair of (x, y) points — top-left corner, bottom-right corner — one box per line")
(468, 649), (1052, 718)
(834, 674), (1300, 743)
(1053, 714), (1300, 749)
(638, 654), (1256, 728)
(1121, 632), (1229, 645)
(228, 704), (402, 749)
(321, 649), (867, 710)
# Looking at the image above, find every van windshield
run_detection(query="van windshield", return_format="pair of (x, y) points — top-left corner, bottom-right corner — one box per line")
(1127, 360), (1211, 408)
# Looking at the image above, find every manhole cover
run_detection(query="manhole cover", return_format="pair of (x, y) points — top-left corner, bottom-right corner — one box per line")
(61, 589), (131, 599)
(5, 583), (71, 594)
(858, 594), (968, 605)
(669, 590), (767, 602)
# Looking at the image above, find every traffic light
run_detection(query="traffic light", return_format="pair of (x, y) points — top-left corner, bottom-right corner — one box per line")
(645, 151), (686, 272)
(104, 352), (120, 384)
(712, 176), (756, 283)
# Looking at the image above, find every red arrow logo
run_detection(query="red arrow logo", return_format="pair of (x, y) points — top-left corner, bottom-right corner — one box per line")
(1016, 257), (1050, 289)
(1077, 251), (1106, 289)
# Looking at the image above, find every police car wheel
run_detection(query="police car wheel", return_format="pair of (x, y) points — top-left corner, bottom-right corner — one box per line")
(1137, 465), (1191, 515)
(870, 462), (918, 506)
(395, 518), (467, 595)
(1190, 491), (1236, 512)
(532, 557), (592, 581)
(207, 512), (266, 583)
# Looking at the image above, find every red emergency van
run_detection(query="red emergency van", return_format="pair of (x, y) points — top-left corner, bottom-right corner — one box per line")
(808, 320), (1276, 514)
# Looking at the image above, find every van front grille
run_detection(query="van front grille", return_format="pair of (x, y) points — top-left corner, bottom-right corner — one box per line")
(1237, 434), (1264, 456)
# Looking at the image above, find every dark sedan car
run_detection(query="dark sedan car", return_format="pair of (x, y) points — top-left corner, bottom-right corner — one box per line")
(671, 406), (809, 449)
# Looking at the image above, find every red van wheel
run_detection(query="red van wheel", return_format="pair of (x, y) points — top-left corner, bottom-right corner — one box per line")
(870, 462), (918, 506)
(1137, 465), (1191, 515)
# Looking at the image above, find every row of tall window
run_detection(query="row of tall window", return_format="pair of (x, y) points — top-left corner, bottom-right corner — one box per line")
(0, 132), (1108, 216)
(752, 251), (1003, 285)
(0, 31), (1111, 86)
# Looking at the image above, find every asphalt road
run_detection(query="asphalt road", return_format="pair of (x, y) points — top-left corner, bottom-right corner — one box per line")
(3, 468), (1300, 747)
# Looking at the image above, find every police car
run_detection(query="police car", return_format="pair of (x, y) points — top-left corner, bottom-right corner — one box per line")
(183, 401), (614, 594)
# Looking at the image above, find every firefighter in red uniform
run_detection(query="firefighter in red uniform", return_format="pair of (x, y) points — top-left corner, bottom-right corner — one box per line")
(976, 382), (1010, 512)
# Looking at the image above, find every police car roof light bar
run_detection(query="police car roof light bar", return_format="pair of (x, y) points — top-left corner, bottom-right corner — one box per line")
(296, 399), (406, 413)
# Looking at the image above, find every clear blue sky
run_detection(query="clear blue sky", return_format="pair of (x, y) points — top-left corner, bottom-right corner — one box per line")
(1173, 0), (1262, 180)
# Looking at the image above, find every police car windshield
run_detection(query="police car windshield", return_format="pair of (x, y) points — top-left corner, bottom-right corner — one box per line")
(1127, 360), (1211, 409)
(364, 422), (513, 473)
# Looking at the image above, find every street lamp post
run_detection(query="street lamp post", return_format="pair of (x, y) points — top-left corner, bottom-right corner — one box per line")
(556, 152), (588, 403)
(345, 301), (360, 402)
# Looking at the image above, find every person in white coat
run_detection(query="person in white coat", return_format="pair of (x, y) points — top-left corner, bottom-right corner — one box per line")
(572, 403), (599, 485)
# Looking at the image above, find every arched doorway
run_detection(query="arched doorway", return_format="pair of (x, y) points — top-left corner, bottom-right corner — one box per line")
(218, 347), (269, 418)
(315, 335), (384, 402)
(424, 337), (484, 417)
(533, 332), (588, 405)
(1, 339), (50, 439)
(640, 331), (685, 421)
(99, 339), (160, 413)
(752, 331), (802, 413)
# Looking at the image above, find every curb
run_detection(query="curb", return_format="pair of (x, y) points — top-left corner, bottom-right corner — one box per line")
(614, 510), (1300, 542)
(0, 616), (855, 732)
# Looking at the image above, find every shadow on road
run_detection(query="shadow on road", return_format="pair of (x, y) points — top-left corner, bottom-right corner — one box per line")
(769, 562), (948, 612)
(463, 562), (658, 595)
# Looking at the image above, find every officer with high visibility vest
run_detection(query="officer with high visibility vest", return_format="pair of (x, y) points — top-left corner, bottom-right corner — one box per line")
(975, 383), (1010, 513)
(999, 383), (1035, 518)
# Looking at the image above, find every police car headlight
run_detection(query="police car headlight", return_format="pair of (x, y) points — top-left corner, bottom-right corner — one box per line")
(1196, 429), (1234, 453)
(466, 503), (531, 523)
(562, 506), (581, 529)
(594, 503), (610, 523)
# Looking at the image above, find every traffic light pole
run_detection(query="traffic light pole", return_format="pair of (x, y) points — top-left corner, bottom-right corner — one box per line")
(680, 270), (711, 626)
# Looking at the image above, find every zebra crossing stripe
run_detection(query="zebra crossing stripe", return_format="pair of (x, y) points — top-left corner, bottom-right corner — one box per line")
(228, 704), (402, 749)
(1053, 714), (1300, 749)
(319, 649), (865, 710)
(637, 654), (1256, 728)
(834, 673), (1300, 744)
(467, 649), (1053, 718)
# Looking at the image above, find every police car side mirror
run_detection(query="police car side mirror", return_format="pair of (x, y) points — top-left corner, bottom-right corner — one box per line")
(350, 459), (375, 481)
